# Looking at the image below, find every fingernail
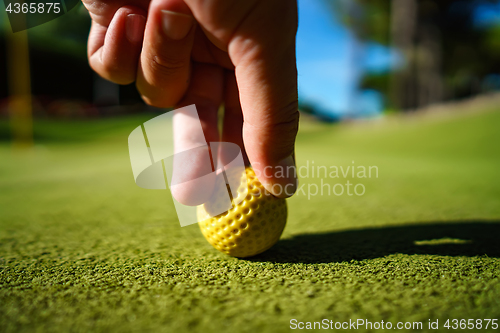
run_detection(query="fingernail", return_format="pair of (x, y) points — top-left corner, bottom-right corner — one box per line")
(161, 10), (194, 40)
(126, 14), (146, 43)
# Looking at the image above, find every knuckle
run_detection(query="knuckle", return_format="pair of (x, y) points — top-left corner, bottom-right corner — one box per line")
(274, 108), (300, 138)
(269, 102), (300, 149)
(271, 100), (300, 129)
(248, 101), (299, 151)
(94, 62), (134, 85)
(136, 54), (190, 107)
(148, 54), (189, 78)
(136, 87), (173, 108)
(140, 95), (161, 108)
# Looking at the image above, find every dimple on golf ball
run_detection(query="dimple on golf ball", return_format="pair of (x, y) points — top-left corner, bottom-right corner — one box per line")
(197, 167), (287, 258)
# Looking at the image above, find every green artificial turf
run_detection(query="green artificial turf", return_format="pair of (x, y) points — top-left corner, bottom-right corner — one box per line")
(1, 106), (500, 332)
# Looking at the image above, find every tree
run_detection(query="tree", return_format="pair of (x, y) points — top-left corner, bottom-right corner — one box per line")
(330, 0), (500, 111)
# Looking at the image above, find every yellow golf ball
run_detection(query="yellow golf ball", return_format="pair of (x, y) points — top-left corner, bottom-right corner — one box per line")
(197, 167), (287, 258)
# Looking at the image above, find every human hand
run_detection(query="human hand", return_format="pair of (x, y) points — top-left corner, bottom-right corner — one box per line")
(83, 0), (299, 200)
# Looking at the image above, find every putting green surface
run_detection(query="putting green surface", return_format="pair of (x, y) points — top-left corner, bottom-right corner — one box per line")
(1, 107), (500, 332)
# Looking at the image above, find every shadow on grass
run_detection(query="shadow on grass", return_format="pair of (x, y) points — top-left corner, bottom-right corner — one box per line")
(250, 220), (500, 263)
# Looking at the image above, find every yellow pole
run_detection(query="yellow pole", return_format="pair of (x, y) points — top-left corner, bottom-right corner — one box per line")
(6, 14), (33, 149)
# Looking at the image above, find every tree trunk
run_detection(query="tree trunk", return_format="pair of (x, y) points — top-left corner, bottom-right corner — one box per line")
(416, 24), (444, 107)
(390, 0), (418, 111)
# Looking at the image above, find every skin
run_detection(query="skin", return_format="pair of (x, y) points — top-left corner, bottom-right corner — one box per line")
(82, 0), (299, 201)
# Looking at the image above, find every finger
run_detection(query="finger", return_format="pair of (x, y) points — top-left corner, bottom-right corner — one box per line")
(183, 0), (299, 198)
(230, 1), (299, 198)
(136, 0), (196, 107)
(87, 6), (146, 84)
(221, 70), (249, 166)
(170, 62), (224, 206)
(191, 27), (234, 69)
(176, 62), (223, 146)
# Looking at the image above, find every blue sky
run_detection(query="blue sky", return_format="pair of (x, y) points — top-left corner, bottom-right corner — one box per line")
(296, 0), (393, 117)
